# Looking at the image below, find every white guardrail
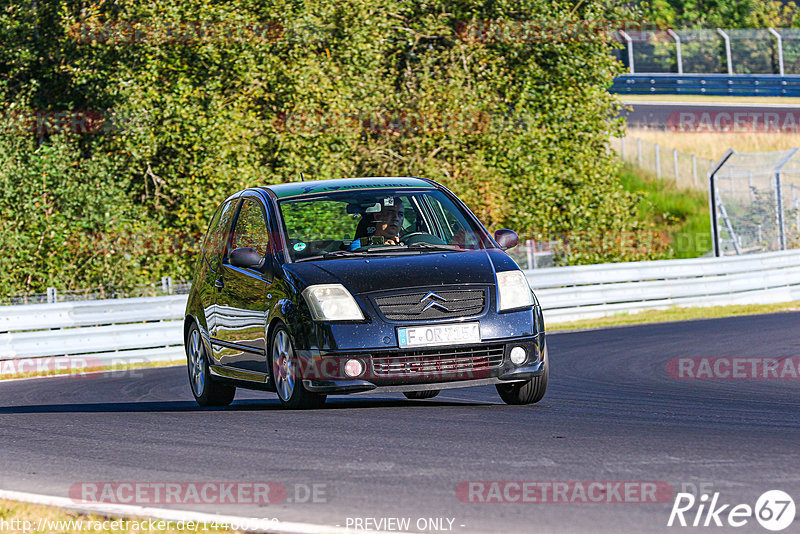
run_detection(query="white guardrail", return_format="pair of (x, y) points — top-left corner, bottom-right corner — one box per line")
(2, 249), (800, 372)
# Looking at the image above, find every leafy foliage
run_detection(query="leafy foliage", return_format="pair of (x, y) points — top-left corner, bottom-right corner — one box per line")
(0, 0), (662, 294)
(641, 0), (800, 29)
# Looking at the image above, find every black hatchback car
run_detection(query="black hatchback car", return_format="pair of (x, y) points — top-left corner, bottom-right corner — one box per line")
(184, 177), (548, 408)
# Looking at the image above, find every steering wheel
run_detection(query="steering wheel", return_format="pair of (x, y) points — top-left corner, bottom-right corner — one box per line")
(401, 232), (448, 245)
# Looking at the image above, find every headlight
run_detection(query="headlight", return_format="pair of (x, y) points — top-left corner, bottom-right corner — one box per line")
(301, 284), (365, 321)
(496, 270), (534, 311)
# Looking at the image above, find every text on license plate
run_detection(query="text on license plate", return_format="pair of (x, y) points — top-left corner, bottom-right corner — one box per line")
(397, 322), (481, 348)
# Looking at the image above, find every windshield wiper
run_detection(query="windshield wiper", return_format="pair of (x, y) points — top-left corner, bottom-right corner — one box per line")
(404, 243), (463, 251)
(296, 244), (463, 261)
(294, 251), (369, 262)
(358, 243), (464, 254)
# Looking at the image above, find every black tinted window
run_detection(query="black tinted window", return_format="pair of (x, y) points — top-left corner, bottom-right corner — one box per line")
(231, 198), (271, 257)
(203, 200), (237, 269)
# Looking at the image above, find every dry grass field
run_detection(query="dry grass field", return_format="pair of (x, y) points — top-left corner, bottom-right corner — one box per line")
(627, 129), (800, 161)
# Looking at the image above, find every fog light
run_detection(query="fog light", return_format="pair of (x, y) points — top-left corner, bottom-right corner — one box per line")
(343, 359), (364, 378)
(509, 346), (527, 365)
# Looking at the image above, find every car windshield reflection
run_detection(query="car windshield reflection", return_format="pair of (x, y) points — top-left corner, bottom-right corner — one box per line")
(279, 189), (489, 262)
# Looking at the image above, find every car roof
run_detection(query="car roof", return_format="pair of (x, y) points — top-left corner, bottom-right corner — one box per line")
(259, 177), (437, 199)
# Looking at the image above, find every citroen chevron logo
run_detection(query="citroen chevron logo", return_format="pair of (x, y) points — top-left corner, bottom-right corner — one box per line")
(420, 291), (449, 312)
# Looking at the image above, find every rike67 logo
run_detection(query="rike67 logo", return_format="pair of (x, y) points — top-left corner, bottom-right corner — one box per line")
(668, 490), (796, 531)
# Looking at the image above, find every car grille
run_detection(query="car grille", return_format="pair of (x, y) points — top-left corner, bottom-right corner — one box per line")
(371, 344), (504, 377)
(374, 288), (486, 321)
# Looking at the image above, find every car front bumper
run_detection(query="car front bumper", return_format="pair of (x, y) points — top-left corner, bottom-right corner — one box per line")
(299, 335), (545, 394)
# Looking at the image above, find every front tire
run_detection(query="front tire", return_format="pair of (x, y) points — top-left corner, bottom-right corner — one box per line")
(270, 325), (326, 409)
(186, 323), (236, 407)
(403, 390), (440, 400)
(496, 344), (549, 405)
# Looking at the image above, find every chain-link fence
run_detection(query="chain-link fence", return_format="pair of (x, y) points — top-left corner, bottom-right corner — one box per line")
(614, 27), (800, 74)
(710, 148), (800, 255)
(610, 136), (715, 190)
(2, 277), (192, 306)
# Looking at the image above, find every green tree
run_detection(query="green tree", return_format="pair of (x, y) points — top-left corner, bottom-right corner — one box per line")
(0, 0), (666, 294)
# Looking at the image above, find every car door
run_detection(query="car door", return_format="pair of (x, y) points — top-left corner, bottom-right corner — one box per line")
(211, 193), (276, 375)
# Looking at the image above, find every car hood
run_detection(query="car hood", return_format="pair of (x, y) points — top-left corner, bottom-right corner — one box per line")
(284, 249), (518, 294)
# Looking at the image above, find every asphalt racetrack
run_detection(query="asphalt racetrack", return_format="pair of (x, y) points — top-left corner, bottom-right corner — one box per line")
(1, 312), (799, 533)
(620, 100), (800, 131)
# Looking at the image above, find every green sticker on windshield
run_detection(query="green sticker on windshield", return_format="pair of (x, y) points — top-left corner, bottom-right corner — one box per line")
(293, 242), (307, 251)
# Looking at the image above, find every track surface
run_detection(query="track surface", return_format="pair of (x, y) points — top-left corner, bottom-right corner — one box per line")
(1, 312), (800, 533)
(620, 100), (800, 130)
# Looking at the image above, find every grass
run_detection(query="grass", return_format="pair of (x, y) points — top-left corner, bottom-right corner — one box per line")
(0, 358), (183, 381)
(628, 128), (798, 161)
(617, 94), (800, 104)
(548, 300), (800, 331)
(0, 498), (241, 533)
(618, 163), (711, 258)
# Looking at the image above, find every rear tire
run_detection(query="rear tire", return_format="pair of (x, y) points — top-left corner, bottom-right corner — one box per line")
(270, 325), (327, 409)
(496, 343), (548, 405)
(186, 323), (236, 407)
(403, 390), (440, 400)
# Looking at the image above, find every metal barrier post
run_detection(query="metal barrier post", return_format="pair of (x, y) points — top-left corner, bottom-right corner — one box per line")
(776, 171), (786, 250)
(729, 168), (734, 195)
(161, 276), (173, 295)
(619, 30), (635, 74)
(655, 144), (661, 179)
(46, 287), (57, 304)
(526, 239), (535, 270)
(768, 28), (784, 75)
(667, 29), (683, 74)
(716, 28), (733, 75)
(708, 149), (735, 257)
(772, 148), (798, 251)
(673, 149), (679, 184)
(795, 186), (800, 232)
(637, 138), (642, 167)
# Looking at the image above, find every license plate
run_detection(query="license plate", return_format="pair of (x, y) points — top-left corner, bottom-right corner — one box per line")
(397, 322), (481, 348)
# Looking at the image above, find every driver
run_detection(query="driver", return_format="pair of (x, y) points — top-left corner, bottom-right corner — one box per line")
(350, 197), (405, 249)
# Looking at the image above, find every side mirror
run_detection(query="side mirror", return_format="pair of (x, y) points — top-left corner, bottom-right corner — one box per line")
(230, 247), (265, 271)
(494, 229), (519, 251)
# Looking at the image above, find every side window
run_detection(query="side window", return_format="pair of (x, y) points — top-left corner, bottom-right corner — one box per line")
(202, 203), (224, 257)
(426, 196), (480, 249)
(230, 198), (271, 257)
(203, 200), (237, 270)
(401, 196), (429, 235)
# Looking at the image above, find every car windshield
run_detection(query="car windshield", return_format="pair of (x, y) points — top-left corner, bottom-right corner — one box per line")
(278, 188), (491, 261)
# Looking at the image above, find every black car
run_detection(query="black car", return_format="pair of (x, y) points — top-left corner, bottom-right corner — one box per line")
(184, 177), (548, 408)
